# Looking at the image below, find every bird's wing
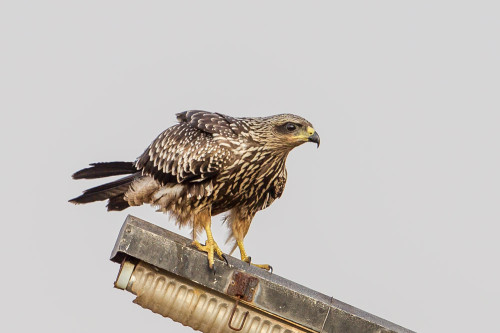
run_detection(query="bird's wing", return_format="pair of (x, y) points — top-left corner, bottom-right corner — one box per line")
(136, 114), (235, 185)
(176, 110), (243, 137)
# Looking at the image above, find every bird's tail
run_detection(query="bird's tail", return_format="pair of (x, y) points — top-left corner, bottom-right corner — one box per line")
(69, 162), (139, 211)
(71, 162), (137, 179)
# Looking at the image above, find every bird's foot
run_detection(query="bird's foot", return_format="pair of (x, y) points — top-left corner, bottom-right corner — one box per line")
(192, 239), (225, 270)
(242, 255), (273, 273)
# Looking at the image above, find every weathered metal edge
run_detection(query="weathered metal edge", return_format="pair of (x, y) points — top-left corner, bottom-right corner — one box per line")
(110, 215), (415, 333)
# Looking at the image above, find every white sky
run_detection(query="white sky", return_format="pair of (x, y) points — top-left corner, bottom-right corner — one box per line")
(1, 1), (499, 332)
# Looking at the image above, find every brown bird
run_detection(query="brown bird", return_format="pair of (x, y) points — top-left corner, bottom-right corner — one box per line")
(70, 110), (320, 271)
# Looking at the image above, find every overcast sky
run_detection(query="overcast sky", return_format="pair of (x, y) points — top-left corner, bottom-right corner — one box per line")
(1, 1), (499, 332)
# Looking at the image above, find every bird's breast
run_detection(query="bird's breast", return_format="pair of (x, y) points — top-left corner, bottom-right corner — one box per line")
(210, 152), (287, 214)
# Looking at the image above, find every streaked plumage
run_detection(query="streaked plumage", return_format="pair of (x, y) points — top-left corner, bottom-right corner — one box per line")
(70, 110), (320, 270)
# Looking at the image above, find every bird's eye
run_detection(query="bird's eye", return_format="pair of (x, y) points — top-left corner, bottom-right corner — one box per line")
(285, 123), (297, 131)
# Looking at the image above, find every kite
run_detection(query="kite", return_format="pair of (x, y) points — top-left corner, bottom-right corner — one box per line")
(70, 110), (320, 271)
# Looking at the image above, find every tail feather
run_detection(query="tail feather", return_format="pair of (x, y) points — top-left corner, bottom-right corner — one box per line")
(72, 162), (137, 179)
(70, 161), (140, 209)
(69, 174), (137, 204)
(106, 194), (130, 211)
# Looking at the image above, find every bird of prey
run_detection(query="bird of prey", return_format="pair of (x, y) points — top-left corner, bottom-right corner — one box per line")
(70, 110), (320, 271)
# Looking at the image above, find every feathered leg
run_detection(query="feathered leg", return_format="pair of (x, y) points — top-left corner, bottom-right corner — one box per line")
(192, 209), (225, 270)
(228, 209), (272, 271)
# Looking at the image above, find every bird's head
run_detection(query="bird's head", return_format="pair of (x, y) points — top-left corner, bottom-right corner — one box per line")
(252, 114), (320, 151)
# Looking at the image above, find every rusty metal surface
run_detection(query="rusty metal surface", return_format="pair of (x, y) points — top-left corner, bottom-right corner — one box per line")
(111, 215), (415, 333)
(227, 271), (259, 302)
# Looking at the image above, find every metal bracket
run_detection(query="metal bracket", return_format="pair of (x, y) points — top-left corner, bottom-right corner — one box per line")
(226, 271), (259, 331)
(227, 271), (259, 301)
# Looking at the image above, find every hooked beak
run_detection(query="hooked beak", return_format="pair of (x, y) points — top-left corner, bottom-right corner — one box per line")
(308, 130), (320, 148)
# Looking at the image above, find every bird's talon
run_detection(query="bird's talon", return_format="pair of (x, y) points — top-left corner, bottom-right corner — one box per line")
(252, 263), (272, 271)
(241, 255), (271, 271)
(192, 239), (224, 271)
(192, 240), (204, 251)
(221, 253), (229, 265)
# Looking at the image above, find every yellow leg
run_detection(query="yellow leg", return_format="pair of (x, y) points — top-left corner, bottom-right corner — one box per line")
(192, 223), (224, 270)
(237, 240), (272, 272)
